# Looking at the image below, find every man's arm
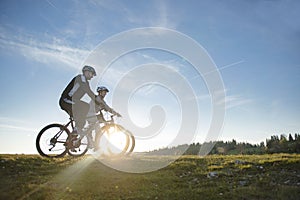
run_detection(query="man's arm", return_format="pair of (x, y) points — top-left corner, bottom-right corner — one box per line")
(84, 82), (96, 102)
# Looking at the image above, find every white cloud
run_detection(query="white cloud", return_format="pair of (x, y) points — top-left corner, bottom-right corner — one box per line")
(0, 116), (26, 123)
(209, 89), (253, 110)
(0, 124), (36, 132)
(0, 116), (37, 132)
(149, 1), (177, 29)
(120, 1), (178, 29)
(0, 1), (180, 72)
(0, 27), (90, 70)
(225, 95), (253, 110)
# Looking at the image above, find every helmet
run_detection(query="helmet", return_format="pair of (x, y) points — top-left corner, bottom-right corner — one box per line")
(97, 86), (109, 92)
(82, 65), (96, 76)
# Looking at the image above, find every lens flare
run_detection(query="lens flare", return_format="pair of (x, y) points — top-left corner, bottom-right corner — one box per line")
(96, 126), (129, 156)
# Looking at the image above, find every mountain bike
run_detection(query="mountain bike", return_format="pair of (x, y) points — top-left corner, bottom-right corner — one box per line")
(36, 114), (135, 158)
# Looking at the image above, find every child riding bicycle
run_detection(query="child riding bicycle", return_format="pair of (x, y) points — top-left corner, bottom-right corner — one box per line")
(85, 86), (122, 150)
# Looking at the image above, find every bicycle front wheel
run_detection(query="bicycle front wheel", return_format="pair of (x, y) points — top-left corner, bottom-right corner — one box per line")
(98, 124), (130, 157)
(117, 125), (135, 155)
(36, 124), (70, 158)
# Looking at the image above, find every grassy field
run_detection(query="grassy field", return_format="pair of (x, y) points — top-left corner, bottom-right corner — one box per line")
(0, 154), (299, 200)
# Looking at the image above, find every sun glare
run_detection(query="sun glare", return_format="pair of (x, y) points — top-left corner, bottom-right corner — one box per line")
(97, 127), (129, 156)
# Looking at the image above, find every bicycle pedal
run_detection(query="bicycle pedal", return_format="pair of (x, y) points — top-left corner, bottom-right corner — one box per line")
(70, 149), (77, 153)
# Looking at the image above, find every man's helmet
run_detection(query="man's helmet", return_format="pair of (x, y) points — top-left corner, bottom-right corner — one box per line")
(97, 86), (109, 92)
(82, 65), (96, 76)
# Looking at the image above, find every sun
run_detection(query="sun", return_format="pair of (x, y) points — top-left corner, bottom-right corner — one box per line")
(97, 126), (129, 156)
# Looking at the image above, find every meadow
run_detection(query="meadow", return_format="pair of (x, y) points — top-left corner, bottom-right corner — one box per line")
(0, 154), (299, 200)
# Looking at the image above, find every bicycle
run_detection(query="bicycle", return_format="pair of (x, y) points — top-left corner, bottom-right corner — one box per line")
(36, 114), (135, 158)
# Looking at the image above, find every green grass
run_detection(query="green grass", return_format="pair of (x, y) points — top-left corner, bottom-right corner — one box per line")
(0, 154), (299, 200)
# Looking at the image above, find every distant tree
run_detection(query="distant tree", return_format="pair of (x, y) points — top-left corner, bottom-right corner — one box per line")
(295, 133), (300, 153)
(280, 134), (289, 152)
(266, 135), (281, 153)
(260, 142), (265, 148)
(184, 143), (200, 155)
(148, 133), (299, 155)
(227, 139), (237, 152)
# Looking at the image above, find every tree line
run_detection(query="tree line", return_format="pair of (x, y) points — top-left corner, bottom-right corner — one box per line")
(148, 133), (300, 155)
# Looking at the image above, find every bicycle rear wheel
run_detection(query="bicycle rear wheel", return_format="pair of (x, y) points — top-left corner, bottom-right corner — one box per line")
(36, 124), (69, 158)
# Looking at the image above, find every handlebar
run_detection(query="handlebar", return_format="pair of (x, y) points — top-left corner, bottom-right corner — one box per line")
(105, 114), (122, 124)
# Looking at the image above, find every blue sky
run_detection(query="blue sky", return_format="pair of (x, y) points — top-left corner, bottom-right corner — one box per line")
(0, 0), (299, 153)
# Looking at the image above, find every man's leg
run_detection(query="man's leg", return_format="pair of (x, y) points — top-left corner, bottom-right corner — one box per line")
(59, 98), (73, 117)
(93, 122), (102, 151)
(72, 101), (89, 133)
(59, 98), (77, 151)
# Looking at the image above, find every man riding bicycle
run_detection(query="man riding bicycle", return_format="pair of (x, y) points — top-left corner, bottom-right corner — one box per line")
(59, 65), (97, 136)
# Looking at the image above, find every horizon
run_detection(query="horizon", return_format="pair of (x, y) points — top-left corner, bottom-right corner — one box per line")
(1, 133), (298, 155)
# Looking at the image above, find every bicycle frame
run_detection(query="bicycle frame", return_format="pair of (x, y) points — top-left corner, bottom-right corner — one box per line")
(63, 115), (120, 146)
(50, 119), (74, 148)
(64, 117), (75, 131)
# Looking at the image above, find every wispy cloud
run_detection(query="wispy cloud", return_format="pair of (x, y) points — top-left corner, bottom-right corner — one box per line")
(120, 1), (178, 29)
(189, 60), (245, 80)
(224, 95), (253, 110)
(0, 1), (180, 72)
(0, 124), (36, 132)
(0, 117), (37, 132)
(210, 88), (253, 110)
(0, 27), (90, 70)
(0, 117), (26, 124)
(100, 51), (185, 97)
(150, 1), (178, 29)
